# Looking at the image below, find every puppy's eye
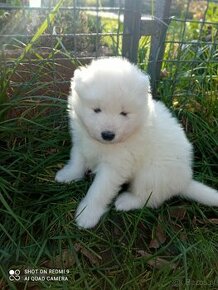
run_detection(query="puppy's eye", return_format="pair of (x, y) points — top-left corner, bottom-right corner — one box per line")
(120, 111), (128, 117)
(93, 108), (101, 113)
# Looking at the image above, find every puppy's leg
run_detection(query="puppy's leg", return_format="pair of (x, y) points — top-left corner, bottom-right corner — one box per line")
(115, 171), (151, 211)
(115, 165), (192, 211)
(55, 146), (86, 183)
(76, 166), (124, 229)
(115, 191), (145, 211)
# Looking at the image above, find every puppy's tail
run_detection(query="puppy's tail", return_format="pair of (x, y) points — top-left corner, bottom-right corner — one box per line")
(181, 180), (218, 206)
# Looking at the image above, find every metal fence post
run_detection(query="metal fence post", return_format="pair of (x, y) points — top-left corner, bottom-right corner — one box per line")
(147, 0), (172, 96)
(122, 0), (142, 63)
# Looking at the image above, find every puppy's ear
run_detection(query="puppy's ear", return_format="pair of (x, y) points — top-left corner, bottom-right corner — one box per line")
(72, 66), (88, 98)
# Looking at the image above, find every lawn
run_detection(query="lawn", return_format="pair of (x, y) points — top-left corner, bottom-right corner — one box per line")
(0, 1), (218, 289)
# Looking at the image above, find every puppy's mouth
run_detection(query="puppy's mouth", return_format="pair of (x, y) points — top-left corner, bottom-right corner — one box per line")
(93, 132), (122, 145)
(98, 139), (118, 144)
(96, 136), (118, 145)
(94, 131), (125, 145)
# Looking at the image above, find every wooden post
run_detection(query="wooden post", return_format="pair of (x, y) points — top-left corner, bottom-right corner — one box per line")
(147, 0), (172, 96)
(122, 0), (142, 63)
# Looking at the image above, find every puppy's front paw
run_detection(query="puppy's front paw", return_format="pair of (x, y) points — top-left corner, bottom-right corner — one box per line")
(55, 165), (82, 183)
(115, 192), (142, 211)
(75, 199), (107, 229)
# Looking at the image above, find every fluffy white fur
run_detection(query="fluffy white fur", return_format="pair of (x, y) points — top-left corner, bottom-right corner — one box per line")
(55, 57), (218, 229)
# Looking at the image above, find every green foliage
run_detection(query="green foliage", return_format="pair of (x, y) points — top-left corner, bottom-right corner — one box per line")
(99, 15), (123, 55)
(138, 36), (150, 71)
(0, 0), (65, 116)
(157, 2), (218, 185)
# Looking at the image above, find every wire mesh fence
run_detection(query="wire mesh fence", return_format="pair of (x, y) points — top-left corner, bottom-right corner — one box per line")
(0, 0), (126, 99)
(0, 0), (217, 100)
(160, 0), (218, 103)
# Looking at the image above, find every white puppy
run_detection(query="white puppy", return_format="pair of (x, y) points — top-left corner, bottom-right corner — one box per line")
(55, 57), (218, 229)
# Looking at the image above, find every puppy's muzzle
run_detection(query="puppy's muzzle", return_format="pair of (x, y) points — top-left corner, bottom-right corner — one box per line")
(101, 131), (115, 141)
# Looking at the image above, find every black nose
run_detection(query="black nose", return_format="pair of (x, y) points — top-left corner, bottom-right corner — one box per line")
(101, 131), (115, 141)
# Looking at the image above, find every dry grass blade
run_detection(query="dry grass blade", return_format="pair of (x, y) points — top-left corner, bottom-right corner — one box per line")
(149, 218), (167, 249)
(43, 249), (76, 268)
(149, 227), (166, 248)
(43, 244), (101, 269)
(169, 208), (187, 220)
(75, 243), (102, 266)
(137, 250), (177, 270)
(207, 218), (218, 225)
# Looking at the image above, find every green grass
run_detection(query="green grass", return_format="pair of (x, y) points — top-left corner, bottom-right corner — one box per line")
(0, 71), (218, 290)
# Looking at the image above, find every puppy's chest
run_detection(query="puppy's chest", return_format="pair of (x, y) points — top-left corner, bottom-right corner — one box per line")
(79, 137), (144, 174)
(83, 149), (99, 171)
(79, 138), (104, 171)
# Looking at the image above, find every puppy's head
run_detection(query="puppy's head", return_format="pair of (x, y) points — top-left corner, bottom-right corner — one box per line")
(69, 57), (152, 144)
